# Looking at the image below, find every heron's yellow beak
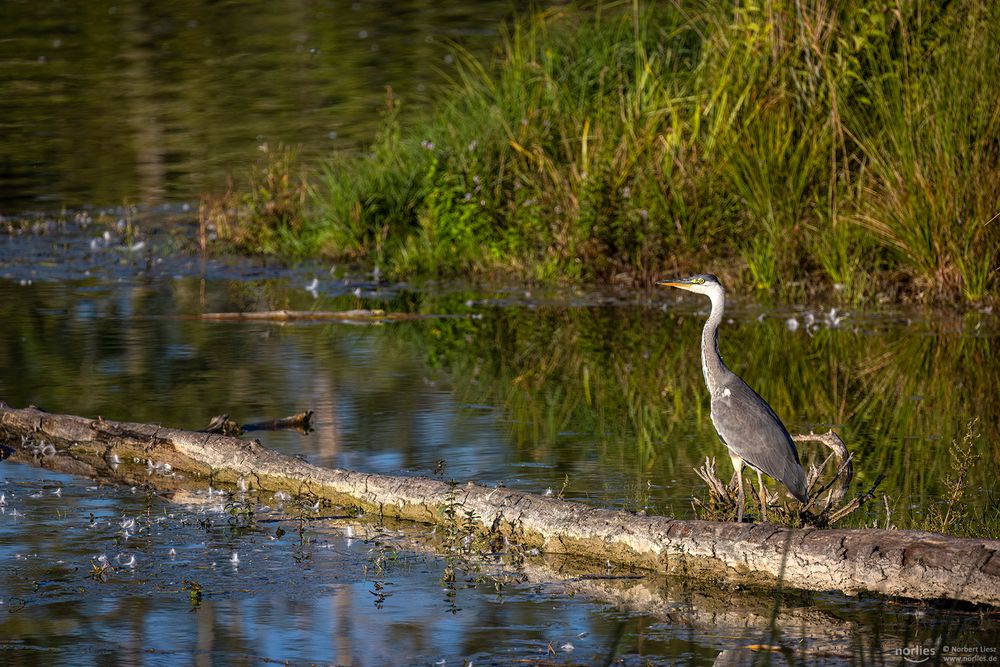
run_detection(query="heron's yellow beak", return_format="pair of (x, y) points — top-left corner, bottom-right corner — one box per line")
(656, 279), (694, 290)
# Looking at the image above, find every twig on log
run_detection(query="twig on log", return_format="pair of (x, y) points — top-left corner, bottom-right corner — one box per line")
(693, 457), (739, 521)
(203, 410), (314, 436)
(828, 474), (886, 525)
(802, 452), (855, 514)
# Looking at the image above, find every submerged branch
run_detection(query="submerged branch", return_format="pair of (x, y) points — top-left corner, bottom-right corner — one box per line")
(163, 309), (465, 323)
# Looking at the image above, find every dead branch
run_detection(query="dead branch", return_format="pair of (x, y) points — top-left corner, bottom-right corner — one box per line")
(164, 309), (448, 322)
(693, 429), (881, 528)
(793, 429), (853, 505)
(828, 474), (887, 525)
(203, 410), (314, 436)
(242, 410), (313, 433)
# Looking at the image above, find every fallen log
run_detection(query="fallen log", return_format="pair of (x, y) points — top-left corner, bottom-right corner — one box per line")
(1, 402), (997, 606)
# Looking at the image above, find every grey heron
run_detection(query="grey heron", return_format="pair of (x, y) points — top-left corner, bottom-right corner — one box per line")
(657, 274), (808, 522)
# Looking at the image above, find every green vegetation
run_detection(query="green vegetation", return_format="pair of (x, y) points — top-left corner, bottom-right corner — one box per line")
(203, 144), (311, 255)
(287, 0), (998, 302)
(924, 419), (984, 535)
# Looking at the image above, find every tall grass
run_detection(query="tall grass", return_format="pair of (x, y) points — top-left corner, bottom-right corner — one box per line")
(849, 3), (1000, 301)
(307, 0), (999, 303)
(203, 144), (310, 255)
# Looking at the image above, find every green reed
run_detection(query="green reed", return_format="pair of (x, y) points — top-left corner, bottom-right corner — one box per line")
(301, 0), (998, 303)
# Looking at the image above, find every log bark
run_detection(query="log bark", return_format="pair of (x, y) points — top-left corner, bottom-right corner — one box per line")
(1, 402), (997, 606)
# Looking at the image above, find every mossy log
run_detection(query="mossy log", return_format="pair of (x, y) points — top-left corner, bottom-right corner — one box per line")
(1, 402), (997, 606)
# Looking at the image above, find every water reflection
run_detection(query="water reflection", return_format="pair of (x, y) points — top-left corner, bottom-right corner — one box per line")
(2, 468), (994, 666)
(1, 224), (998, 663)
(1, 275), (997, 532)
(0, 0), (531, 212)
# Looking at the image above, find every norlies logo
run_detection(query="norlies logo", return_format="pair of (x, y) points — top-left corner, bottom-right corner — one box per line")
(891, 645), (999, 664)
(894, 646), (936, 664)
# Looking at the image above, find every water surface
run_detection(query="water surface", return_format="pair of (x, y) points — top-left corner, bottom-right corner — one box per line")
(1, 216), (998, 665)
(0, 0), (530, 212)
(2, 1), (999, 662)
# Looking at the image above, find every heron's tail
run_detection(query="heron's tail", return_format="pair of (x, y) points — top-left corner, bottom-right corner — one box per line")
(785, 465), (808, 503)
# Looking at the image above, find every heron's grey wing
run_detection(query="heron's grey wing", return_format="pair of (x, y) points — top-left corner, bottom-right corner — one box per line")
(710, 379), (808, 502)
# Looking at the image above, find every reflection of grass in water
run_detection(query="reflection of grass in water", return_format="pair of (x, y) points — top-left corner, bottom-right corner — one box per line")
(383, 296), (997, 533)
(6, 276), (992, 533)
(846, 326), (999, 532)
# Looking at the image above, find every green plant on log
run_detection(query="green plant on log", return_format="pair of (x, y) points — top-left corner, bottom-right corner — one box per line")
(924, 419), (983, 535)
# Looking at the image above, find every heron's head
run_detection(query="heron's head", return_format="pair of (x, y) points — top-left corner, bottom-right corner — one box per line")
(655, 274), (722, 297)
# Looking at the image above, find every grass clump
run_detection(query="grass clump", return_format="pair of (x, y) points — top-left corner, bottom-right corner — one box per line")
(201, 144), (310, 255)
(849, 4), (1000, 302)
(313, 3), (710, 283)
(302, 0), (999, 303)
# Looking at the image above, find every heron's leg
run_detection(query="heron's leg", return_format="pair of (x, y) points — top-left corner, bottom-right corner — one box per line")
(730, 454), (745, 523)
(736, 473), (745, 523)
(755, 469), (768, 522)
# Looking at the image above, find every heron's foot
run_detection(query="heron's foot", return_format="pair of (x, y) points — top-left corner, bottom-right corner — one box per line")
(758, 490), (770, 522)
(727, 472), (740, 495)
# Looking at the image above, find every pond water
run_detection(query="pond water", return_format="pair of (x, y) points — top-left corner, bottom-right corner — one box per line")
(0, 0), (529, 213)
(3, 215), (996, 526)
(2, 1), (999, 664)
(1, 215), (998, 665)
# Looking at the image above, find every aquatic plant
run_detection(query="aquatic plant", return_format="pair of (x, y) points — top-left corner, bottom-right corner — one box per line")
(224, 493), (256, 530)
(202, 144), (310, 255)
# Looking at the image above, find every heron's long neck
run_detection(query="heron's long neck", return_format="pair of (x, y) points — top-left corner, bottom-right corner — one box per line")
(701, 287), (729, 391)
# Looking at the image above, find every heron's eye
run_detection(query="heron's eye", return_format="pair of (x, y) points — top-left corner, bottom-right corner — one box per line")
(695, 278), (704, 284)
